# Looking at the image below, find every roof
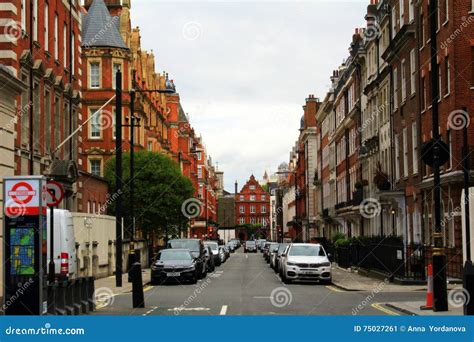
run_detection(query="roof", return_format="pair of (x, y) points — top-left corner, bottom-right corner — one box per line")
(82, 0), (127, 49)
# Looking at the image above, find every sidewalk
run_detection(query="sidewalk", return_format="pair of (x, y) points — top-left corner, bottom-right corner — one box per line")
(94, 269), (151, 296)
(385, 301), (463, 316)
(332, 266), (457, 292)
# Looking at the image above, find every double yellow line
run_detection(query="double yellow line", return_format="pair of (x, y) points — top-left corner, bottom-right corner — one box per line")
(371, 303), (400, 316)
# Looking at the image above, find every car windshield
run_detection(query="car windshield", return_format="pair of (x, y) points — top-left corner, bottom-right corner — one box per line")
(270, 243), (279, 250)
(205, 242), (218, 251)
(288, 245), (326, 257)
(168, 240), (199, 252)
(158, 250), (192, 261)
(277, 244), (288, 254)
(246, 241), (256, 246)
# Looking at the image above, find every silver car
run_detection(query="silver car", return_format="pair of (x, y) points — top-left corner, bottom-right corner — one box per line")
(280, 243), (332, 284)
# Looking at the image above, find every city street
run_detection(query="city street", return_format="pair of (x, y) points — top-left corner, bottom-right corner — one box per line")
(93, 248), (425, 316)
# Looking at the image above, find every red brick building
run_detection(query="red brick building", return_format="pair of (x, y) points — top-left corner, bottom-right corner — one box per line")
(0, 0), (82, 209)
(235, 175), (270, 240)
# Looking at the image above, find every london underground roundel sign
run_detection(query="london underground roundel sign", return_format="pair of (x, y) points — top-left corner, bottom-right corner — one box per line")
(4, 179), (42, 217)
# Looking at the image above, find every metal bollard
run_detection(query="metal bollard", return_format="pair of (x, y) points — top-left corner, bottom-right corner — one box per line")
(63, 280), (74, 315)
(80, 278), (89, 314)
(131, 262), (145, 308)
(47, 282), (57, 315)
(464, 261), (474, 315)
(87, 276), (96, 312)
(73, 278), (82, 315)
(54, 281), (67, 316)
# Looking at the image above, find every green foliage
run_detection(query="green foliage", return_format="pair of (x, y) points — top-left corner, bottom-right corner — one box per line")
(332, 232), (346, 243)
(334, 235), (403, 247)
(104, 151), (194, 237)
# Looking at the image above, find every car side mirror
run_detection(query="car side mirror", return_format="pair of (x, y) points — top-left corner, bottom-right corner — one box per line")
(327, 253), (332, 258)
(282, 253), (287, 257)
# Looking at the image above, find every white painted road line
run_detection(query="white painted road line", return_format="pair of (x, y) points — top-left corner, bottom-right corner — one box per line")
(220, 305), (228, 315)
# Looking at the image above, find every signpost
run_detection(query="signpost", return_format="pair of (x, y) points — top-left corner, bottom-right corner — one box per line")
(45, 180), (65, 283)
(3, 176), (47, 315)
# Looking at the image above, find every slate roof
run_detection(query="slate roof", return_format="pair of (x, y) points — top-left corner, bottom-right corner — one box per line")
(82, 0), (127, 49)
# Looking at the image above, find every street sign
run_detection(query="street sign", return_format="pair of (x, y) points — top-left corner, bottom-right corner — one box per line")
(3, 176), (48, 315)
(45, 180), (65, 207)
(4, 179), (45, 217)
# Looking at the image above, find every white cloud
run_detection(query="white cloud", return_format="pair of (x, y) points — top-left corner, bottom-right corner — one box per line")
(131, 0), (367, 191)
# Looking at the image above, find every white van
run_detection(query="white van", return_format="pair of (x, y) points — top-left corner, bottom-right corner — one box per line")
(46, 209), (77, 280)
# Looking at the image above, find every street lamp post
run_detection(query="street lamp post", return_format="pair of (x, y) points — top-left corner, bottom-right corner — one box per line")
(428, 0), (448, 311)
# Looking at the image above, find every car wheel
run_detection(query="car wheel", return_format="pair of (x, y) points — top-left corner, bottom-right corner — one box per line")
(190, 275), (198, 284)
(320, 278), (332, 285)
(282, 273), (292, 284)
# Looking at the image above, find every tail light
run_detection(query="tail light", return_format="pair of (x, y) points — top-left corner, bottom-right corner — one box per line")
(60, 252), (69, 275)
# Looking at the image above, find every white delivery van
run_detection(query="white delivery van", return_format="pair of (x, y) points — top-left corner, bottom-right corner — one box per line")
(46, 209), (77, 280)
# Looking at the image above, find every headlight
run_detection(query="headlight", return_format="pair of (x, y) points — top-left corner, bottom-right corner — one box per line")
(321, 262), (331, 267)
(287, 262), (297, 266)
(185, 265), (196, 270)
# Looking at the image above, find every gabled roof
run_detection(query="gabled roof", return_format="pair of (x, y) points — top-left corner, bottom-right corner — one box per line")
(82, 0), (127, 49)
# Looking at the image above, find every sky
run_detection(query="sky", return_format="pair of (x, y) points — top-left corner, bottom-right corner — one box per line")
(131, 0), (368, 192)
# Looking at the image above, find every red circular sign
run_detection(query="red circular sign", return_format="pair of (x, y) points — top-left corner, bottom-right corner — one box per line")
(46, 181), (65, 207)
(8, 182), (36, 205)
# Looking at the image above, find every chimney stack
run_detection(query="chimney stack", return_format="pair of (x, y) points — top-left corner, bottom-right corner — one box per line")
(235, 181), (238, 195)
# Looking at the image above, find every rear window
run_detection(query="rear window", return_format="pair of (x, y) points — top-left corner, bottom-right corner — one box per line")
(168, 240), (200, 252)
(246, 241), (256, 246)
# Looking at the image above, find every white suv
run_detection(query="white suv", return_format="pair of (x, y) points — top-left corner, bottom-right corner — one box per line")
(280, 243), (332, 284)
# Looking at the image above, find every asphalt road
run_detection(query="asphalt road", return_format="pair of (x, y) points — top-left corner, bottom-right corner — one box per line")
(93, 248), (425, 316)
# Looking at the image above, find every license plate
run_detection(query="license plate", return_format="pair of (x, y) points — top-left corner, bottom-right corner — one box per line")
(167, 272), (180, 277)
(302, 271), (318, 275)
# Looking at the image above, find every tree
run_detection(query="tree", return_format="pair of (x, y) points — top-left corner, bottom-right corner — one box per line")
(104, 151), (194, 241)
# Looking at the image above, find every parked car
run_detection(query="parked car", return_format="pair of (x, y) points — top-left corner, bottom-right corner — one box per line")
(218, 246), (227, 263)
(204, 241), (222, 267)
(269, 243), (280, 269)
(204, 245), (215, 272)
(227, 242), (236, 253)
(150, 249), (198, 285)
(265, 242), (279, 263)
(256, 239), (266, 252)
(273, 243), (288, 272)
(244, 240), (257, 253)
(166, 239), (207, 279)
(280, 243), (332, 284)
(223, 245), (231, 259)
(278, 244), (291, 276)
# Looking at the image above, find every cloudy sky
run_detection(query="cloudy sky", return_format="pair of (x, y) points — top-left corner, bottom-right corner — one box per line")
(131, 0), (367, 192)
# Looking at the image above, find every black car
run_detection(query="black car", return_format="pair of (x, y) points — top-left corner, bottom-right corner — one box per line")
(166, 239), (207, 278)
(244, 240), (257, 253)
(151, 249), (199, 285)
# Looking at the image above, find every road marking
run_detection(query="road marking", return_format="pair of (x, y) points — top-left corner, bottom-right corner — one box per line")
(142, 306), (158, 316)
(220, 305), (228, 315)
(245, 254), (248, 259)
(143, 285), (153, 292)
(168, 307), (210, 312)
(253, 296), (272, 299)
(325, 285), (344, 292)
(371, 303), (400, 316)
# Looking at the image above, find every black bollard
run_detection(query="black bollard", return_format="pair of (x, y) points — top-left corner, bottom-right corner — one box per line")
(87, 276), (96, 312)
(464, 261), (474, 315)
(80, 278), (89, 314)
(47, 282), (57, 315)
(131, 262), (145, 308)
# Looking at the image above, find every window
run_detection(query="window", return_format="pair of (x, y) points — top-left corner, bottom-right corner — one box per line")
(420, 14), (425, 45)
(249, 185), (256, 190)
(395, 134), (400, 180)
(239, 195), (244, 201)
(403, 128), (409, 177)
(45, 90), (51, 152)
(438, 63), (442, 99)
(147, 141), (153, 151)
(250, 206), (256, 214)
(444, 0), (449, 23)
(410, 49), (416, 95)
(421, 76), (426, 110)
(250, 217), (256, 225)
(197, 166), (203, 179)
(399, 0), (405, 28)
(33, 0), (38, 41)
(90, 160), (101, 176)
(239, 217), (245, 225)
(63, 25), (67, 68)
(21, 0), (26, 29)
(90, 62), (100, 88)
(444, 57), (451, 95)
(197, 152), (202, 160)
(71, 33), (75, 74)
(401, 59), (407, 101)
(391, 7), (397, 38)
(393, 67), (399, 110)
(250, 195), (256, 201)
(447, 129), (452, 169)
(412, 122), (418, 174)
(261, 205), (266, 214)
(44, 3), (49, 51)
(112, 63), (121, 89)
(54, 15), (58, 60)
(261, 195), (266, 201)
(90, 109), (101, 138)
(240, 206), (245, 214)
(409, 0), (415, 22)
